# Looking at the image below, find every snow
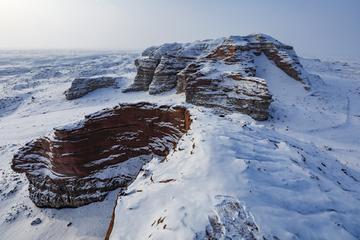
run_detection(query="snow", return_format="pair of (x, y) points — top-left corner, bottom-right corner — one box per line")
(110, 107), (360, 239)
(0, 50), (359, 239)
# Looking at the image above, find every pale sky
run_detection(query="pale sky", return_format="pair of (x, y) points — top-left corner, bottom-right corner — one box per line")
(1, 0), (359, 56)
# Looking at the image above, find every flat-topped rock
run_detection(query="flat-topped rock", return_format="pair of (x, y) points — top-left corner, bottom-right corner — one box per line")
(65, 76), (122, 100)
(124, 33), (322, 120)
(12, 102), (191, 208)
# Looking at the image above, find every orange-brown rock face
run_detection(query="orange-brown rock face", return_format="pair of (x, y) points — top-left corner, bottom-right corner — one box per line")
(11, 103), (191, 208)
(124, 33), (322, 120)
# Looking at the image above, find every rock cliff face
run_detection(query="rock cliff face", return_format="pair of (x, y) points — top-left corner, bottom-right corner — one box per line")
(65, 76), (122, 100)
(11, 103), (191, 208)
(124, 33), (319, 120)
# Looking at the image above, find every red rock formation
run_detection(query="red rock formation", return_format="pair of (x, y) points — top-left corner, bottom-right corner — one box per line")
(11, 102), (191, 208)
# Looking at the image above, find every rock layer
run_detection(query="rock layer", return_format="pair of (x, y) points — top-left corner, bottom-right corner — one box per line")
(125, 33), (321, 120)
(12, 102), (191, 208)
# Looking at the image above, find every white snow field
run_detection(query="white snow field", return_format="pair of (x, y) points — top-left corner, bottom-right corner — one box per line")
(0, 50), (359, 239)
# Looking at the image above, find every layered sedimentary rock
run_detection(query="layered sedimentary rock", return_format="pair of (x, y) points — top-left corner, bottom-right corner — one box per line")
(12, 102), (191, 208)
(65, 76), (122, 100)
(125, 33), (321, 120)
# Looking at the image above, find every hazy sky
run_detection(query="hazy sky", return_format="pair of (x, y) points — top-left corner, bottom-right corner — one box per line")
(1, 0), (359, 56)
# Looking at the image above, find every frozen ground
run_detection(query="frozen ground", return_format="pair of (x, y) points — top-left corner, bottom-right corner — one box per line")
(0, 50), (359, 239)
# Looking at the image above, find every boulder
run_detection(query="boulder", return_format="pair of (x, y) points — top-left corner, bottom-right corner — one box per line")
(31, 218), (42, 226)
(12, 102), (191, 208)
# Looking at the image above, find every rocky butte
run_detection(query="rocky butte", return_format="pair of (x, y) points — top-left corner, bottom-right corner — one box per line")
(12, 103), (192, 208)
(124, 33), (321, 121)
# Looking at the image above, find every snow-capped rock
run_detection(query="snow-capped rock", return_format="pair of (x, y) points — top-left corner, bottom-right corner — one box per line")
(11, 102), (191, 208)
(124, 33), (322, 121)
(64, 77), (122, 100)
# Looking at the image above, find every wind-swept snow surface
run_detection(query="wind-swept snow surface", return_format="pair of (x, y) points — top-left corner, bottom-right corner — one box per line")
(0, 50), (359, 240)
(109, 107), (360, 240)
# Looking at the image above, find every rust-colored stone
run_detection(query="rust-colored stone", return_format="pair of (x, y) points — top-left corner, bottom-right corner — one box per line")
(11, 102), (191, 208)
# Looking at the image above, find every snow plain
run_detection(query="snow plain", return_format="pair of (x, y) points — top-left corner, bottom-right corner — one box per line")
(0, 50), (359, 239)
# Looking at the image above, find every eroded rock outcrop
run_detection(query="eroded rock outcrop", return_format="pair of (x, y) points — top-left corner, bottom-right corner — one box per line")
(65, 76), (122, 100)
(205, 196), (263, 240)
(12, 102), (191, 208)
(125, 33), (321, 120)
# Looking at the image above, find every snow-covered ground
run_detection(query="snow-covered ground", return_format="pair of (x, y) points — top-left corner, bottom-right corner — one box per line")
(0, 50), (359, 239)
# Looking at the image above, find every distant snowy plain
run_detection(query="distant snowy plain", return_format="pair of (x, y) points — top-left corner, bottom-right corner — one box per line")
(0, 50), (359, 239)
